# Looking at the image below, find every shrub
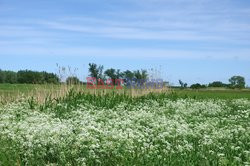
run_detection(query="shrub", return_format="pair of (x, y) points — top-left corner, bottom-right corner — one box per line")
(190, 83), (206, 89)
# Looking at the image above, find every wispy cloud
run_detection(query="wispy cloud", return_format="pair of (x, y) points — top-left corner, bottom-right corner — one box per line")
(1, 0), (250, 60)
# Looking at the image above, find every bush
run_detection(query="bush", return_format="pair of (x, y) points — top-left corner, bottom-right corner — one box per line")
(66, 76), (80, 85)
(208, 81), (228, 88)
(190, 83), (206, 89)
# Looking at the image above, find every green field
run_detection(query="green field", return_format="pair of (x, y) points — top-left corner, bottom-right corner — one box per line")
(0, 84), (61, 93)
(0, 84), (250, 165)
(1, 84), (250, 101)
(173, 88), (250, 99)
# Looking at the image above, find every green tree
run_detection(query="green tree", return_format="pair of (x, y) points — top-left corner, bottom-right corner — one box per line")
(104, 68), (116, 84)
(0, 70), (5, 83)
(104, 68), (116, 79)
(66, 76), (80, 85)
(17, 70), (43, 84)
(133, 70), (148, 80)
(17, 70), (58, 84)
(122, 70), (134, 80)
(190, 83), (206, 89)
(88, 63), (104, 80)
(4, 71), (17, 84)
(42, 72), (60, 84)
(0, 69), (59, 84)
(208, 81), (228, 88)
(133, 70), (148, 87)
(179, 80), (187, 89)
(229, 76), (245, 89)
(105, 68), (123, 85)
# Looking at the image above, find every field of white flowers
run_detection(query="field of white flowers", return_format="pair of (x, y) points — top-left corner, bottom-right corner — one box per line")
(0, 93), (250, 165)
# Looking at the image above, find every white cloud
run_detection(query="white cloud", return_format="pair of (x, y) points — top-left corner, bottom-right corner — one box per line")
(1, 0), (250, 61)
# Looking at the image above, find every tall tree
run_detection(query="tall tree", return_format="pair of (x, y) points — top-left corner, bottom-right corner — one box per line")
(104, 68), (116, 84)
(179, 80), (187, 89)
(88, 63), (104, 80)
(229, 76), (245, 89)
(134, 70), (148, 80)
(122, 70), (134, 80)
(104, 68), (116, 79)
(105, 68), (123, 85)
(133, 69), (148, 87)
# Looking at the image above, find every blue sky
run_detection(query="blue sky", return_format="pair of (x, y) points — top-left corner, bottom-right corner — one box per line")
(0, 0), (250, 86)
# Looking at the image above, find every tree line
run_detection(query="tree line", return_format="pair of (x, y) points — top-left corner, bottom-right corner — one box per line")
(66, 63), (148, 85)
(0, 64), (247, 89)
(179, 75), (246, 89)
(0, 70), (59, 84)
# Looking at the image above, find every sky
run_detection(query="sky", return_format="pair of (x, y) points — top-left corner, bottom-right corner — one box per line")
(0, 0), (250, 86)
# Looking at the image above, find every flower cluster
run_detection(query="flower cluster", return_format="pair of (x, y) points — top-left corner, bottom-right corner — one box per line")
(0, 98), (250, 165)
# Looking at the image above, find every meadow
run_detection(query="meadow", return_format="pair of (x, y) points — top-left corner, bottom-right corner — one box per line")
(0, 84), (250, 165)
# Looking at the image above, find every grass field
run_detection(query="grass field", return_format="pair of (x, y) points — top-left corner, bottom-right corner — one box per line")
(1, 84), (250, 102)
(173, 88), (250, 99)
(0, 84), (250, 165)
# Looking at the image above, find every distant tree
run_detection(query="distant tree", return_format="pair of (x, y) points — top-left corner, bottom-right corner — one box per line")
(104, 68), (116, 80)
(190, 83), (206, 89)
(179, 80), (187, 89)
(42, 72), (60, 84)
(133, 70), (148, 87)
(133, 70), (148, 80)
(104, 68), (123, 85)
(4, 71), (17, 84)
(66, 76), (80, 85)
(122, 70), (134, 86)
(229, 76), (245, 89)
(16, 70), (59, 84)
(122, 70), (134, 80)
(208, 81), (228, 88)
(0, 70), (5, 83)
(115, 69), (123, 80)
(88, 63), (104, 80)
(17, 70), (43, 84)
(0, 69), (59, 84)
(0, 70), (18, 84)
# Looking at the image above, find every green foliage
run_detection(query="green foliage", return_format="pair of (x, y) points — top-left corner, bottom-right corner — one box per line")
(0, 70), (3, 83)
(41, 71), (60, 84)
(17, 70), (43, 84)
(18, 70), (60, 84)
(88, 64), (149, 87)
(66, 76), (80, 85)
(0, 70), (17, 84)
(88, 63), (104, 80)
(122, 70), (134, 79)
(208, 81), (228, 88)
(133, 69), (148, 80)
(104, 68), (123, 85)
(190, 83), (206, 89)
(179, 80), (187, 89)
(229, 76), (245, 89)
(0, 69), (60, 84)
